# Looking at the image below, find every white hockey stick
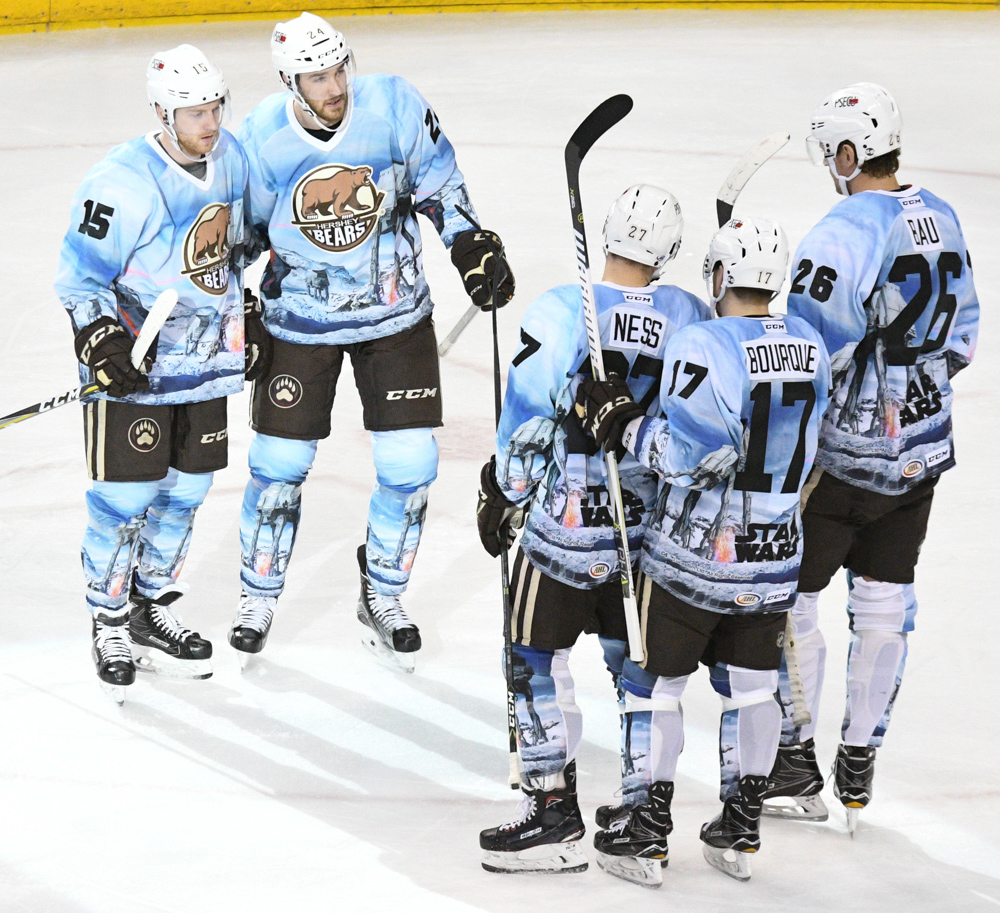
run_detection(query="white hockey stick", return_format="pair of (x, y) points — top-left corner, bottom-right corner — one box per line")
(784, 613), (812, 727)
(716, 132), (791, 227)
(437, 303), (478, 357)
(0, 288), (179, 431)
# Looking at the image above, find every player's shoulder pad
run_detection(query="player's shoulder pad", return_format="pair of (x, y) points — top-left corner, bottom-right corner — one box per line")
(356, 73), (424, 119)
(781, 312), (828, 348)
(794, 196), (886, 265)
(236, 93), (289, 145)
(911, 186), (963, 230)
(85, 136), (160, 202)
(520, 284), (583, 342)
(654, 284), (712, 323)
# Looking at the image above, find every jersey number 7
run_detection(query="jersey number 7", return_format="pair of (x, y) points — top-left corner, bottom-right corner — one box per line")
(736, 381), (816, 494)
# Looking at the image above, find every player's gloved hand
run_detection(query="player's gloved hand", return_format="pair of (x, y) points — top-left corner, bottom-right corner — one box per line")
(574, 375), (646, 459)
(477, 457), (525, 558)
(450, 229), (515, 311)
(688, 445), (739, 489)
(75, 316), (151, 398)
(243, 289), (273, 382)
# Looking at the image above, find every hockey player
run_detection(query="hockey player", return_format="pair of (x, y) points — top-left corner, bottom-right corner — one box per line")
(576, 218), (830, 884)
(232, 13), (513, 673)
(475, 185), (708, 874)
(55, 46), (250, 700)
(764, 83), (979, 832)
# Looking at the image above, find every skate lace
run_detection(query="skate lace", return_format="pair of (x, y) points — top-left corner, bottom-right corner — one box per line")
(237, 595), (275, 633)
(149, 604), (193, 642)
(366, 585), (413, 633)
(498, 795), (537, 832)
(95, 622), (132, 663)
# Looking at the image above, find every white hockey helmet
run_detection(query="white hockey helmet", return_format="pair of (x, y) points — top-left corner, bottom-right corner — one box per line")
(146, 45), (229, 150)
(806, 83), (902, 195)
(702, 217), (789, 313)
(272, 13), (356, 114)
(603, 184), (683, 278)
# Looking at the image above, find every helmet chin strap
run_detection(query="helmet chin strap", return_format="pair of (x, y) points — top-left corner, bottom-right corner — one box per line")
(158, 108), (223, 164)
(827, 157), (862, 196)
(287, 73), (352, 132)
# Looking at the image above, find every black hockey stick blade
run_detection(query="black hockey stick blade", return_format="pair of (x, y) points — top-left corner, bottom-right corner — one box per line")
(565, 95), (634, 173)
(716, 132), (790, 227)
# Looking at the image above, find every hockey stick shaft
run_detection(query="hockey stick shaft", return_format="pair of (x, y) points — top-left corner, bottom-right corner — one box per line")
(0, 288), (179, 432)
(716, 132), (791, 227)
(437, 205), (487, 358)
(784, 612), (812, 727)
(565, 95), (644, 663)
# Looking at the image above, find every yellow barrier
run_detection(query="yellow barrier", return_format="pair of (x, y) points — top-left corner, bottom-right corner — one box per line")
(1, 0), (995, 34)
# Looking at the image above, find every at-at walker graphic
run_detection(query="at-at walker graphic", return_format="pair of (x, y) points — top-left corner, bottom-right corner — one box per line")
(512, 652), (547, 747)
(249, 483), (300, 577)
(390, 489), (428, 569)
(94, 517), (144, 594)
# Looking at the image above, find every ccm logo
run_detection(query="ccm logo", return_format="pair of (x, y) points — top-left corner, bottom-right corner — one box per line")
(200, 430), (228, 444)
(386, 388), (438, 401)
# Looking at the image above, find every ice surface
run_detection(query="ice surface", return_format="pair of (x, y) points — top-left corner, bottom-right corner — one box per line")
(0, 11), (998, 911)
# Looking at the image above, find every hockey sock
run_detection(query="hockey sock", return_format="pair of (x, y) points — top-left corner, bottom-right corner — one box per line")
(134, 469), (213, 596)
(599, 635), (627, 696)
(366, 429), (438, 595)
(83, 479), (160, 611)
(842, 573), (915, 747)
(240, 434), (314, 597)
(777, 592), (826, 745)
(710, 664), (781, 801)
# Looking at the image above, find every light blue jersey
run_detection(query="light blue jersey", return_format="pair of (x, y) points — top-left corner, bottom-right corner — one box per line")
(496, 281), (710, 589)
(238, 75), (475, 345)
(634, 315), (831, 613)
(55, 131), (249, 406)
(787, 185), (978, 494)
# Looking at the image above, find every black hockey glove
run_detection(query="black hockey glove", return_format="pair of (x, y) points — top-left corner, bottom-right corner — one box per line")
(450, 229), (515, 311)
(477, 457), (525, 558)
(243, 289), (273, 382)
(575, 375), (646, 459)
(74, 316), (151, 398)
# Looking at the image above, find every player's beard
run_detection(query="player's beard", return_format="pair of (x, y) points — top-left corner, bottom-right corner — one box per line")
(312, 94), (347, 128)
(174, 130), (218, 160)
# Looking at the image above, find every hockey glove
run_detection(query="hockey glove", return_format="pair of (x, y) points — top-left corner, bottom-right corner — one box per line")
(574, 375), (646, 459)
(450, 229), (515, 311)
(477, 457), (525, 558)
(75, 316), (151, 398)
(243, 289), (274, 382)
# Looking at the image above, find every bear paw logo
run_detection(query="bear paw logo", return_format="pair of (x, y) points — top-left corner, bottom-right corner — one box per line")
(128, 418), (161, 453)
(269, 375), (302, 409)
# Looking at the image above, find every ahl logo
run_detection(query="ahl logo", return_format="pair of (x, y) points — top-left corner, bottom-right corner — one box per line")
(291, 163), (385, 253)
(902, 459), (925, 478)
(588, 562), (611, 579)
(269, 375), (303, 409)
(129, 418), (161, 453)
(735, 593), (761, 607)
(182, 202), (231, 296)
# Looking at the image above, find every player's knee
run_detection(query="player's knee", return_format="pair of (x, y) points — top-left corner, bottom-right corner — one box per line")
(710, 663), (778, 711)
(622, 672), (687, 713)
(599, 636), (626, 679)
(372, 428), (438, 491)
(87, 479), (160, 522)
(249, 433), (317, 484)
(792, 591), (821, 638)
(509, 642), (553, 676)
(847, 573), (916, 634)
(158, 468), (213, 509)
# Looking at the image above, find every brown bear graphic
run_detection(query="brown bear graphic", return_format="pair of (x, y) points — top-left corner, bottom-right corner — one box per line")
(192, 206), (230, 264)
(300, 166), (373, 219)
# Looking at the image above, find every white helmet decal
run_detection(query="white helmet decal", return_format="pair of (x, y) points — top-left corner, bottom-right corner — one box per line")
(702, 217), (789, 313)
(602, 184), (683, 278)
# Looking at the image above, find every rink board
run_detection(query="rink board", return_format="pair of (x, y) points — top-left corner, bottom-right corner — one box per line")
(2, 0), (997, 34)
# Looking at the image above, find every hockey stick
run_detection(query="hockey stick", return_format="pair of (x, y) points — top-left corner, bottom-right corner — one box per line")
(716, 132), (791, 227)
(565, 94), (644, 664)
(0, 288), (179, 432)
(437, 205), (490, 358)
(784, 613), (812, 727)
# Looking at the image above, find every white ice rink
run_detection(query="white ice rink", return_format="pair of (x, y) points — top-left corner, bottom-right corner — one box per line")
(1, 10), (998, 911)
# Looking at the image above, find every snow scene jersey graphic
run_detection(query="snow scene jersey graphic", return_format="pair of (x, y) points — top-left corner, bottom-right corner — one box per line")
(786, 186), (978, 494)
(55, 131), (250, 406)
(633, 316), (831, 613)
(496, 281), (710, 589)
(238, 75), (476, 345)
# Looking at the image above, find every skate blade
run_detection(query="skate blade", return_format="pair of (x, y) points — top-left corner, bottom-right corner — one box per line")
(595, 851), (663, 887)
(702, 844), (753, 881)
(762, 794), (829, 822)
(360, 631), (415, 674)
(238, 652), (253, 672)
(482, 841), (588, 874)
(846, 806), (860, 837)
(99, 681), (128, 705)
(133, 646), (212, 680)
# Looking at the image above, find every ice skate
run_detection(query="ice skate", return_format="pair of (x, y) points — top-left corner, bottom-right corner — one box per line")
(92, 608), (135, 705)
(762, 738), (829, 821)
(833, 743), (876, 837)
(700, 774), (767, 882)
(129, 583), (212, 680)
(356, 545), (420, 674)
(593, 780), (672, 887)
(229, 593), (277, 670)
(480, 762), (588, 874)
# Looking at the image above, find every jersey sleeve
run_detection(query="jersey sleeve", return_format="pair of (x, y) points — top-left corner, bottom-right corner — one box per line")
(495, 290), (579, 503)
(236, 112), (278, 266)
(943, 209), (979, 378)
(54, 162), (156, 333)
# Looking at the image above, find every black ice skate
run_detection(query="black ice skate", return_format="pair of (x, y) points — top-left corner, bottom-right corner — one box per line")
(356, 545), (420, 674)
(229, 592), (277, 670)
(762, 738), (829, 821)
(92, 607), (136, 705)
(129, 583), (212, 680)
(595, 801), (630, 830)
(832, 743), (876, 837)
(700, 774), (768, 881)
(480, 761), (588, 874)
(594, 781), (673, 888)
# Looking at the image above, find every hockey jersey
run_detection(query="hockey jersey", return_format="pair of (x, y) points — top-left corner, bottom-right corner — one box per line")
(786, 185), (978, 494)
(238, 75), (475, 345)
(55, 131), (249, 405)
(496, 281), (710, 589)
(634, 315), (831, 613)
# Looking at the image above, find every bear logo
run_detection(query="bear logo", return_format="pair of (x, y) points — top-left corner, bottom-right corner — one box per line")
(269, 375), (302, 409)
(129, 418), (161, 453)
(182, 203), (231, 296)
(290, 163), (385, 253)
